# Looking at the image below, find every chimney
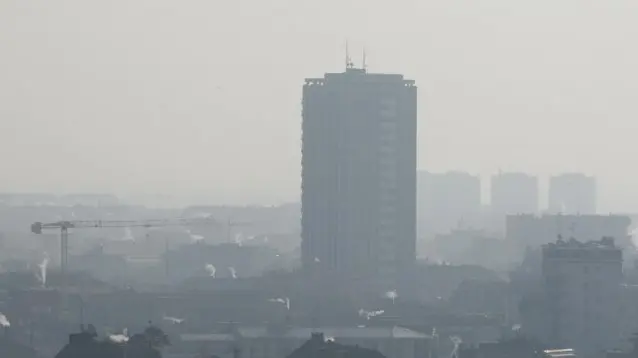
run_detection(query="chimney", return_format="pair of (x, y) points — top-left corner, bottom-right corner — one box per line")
(311, 332), (325, 343)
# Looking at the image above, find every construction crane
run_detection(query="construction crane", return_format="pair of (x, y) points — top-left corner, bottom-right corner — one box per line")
(31, 217), (218, 275)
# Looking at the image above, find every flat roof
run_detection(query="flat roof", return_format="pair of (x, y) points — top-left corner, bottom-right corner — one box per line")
(179, 326), (429, 342)
(238, 326), (429, 339)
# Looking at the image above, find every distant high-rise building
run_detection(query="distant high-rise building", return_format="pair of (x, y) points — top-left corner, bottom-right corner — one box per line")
(491, 172), (538, 215)
(417, 171), (481, 237)
(540, 237), (622, 354)
(301, 64), (417, 279)
(548, 173), (596, 214)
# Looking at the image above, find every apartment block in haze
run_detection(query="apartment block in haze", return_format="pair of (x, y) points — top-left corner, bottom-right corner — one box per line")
(541, 237), (622, 355)
(301, 63), (417, 280)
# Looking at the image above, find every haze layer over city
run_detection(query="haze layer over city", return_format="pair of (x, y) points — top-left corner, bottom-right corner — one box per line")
(2, 0), (638, 210)
(2, 1), (638, 358)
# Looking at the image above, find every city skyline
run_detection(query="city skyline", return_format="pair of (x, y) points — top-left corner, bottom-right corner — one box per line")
(2, 0), (638, 212)
(0, 170), (604, 211)
(2, 2), (638, 357)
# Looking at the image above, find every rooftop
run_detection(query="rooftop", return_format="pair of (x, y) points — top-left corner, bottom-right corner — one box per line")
(179, 326), (429, 342)
(544, 237), (618, 250)
(543, 237), (622, 261)
(287, 332), (386, 358)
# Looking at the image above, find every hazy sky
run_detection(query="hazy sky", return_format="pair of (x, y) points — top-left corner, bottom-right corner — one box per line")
(2, 0), (638, 210)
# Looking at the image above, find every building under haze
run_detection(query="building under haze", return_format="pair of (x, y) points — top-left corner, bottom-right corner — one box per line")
(491, 172), (538, 215)
(417, 171), (481, 238)
(548, 173), (596, 215)
(541, 237), (622, 356)
(301, 63), (417, 281)
(506, 214), (631, 252)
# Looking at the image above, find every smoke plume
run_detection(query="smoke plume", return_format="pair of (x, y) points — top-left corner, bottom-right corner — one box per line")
(384, 290), (398, 304)
(450, 336), (462, 358)
(163, 315), (185, 324)
(37, 253), (49, 288)
(358, 309), (385, 320)
(0, 313), (10, 327)
(205, 264), (216, 277)
(268, 297), (290, 310)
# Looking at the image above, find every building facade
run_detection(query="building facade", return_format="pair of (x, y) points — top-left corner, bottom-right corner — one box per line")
(542, 237), (623, 356)
(548, 173), (597, 215)
(301, 66), (417, 279)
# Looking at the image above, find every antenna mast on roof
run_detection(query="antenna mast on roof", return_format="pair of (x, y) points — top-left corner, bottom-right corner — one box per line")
(362, 47), (367, 72)
(345, 40), (354, 69)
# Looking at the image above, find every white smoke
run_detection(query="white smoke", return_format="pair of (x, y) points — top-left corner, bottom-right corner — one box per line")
(36, 253), (49, 288)
(205, 264), (216, 277)
(0, 313), (10, 327)
(630, 227), (638, 248)
(384, 290), (398, 304)
(512, 324), (522, 332)
(269, 297), (290, 310)
(193, 212), (212, 219)
(450, 336), (462, 358)
(185, 229), (204, 243)
(314, 257), (320, 263)
(109, 328), (129, 343)
(163, 315), (185, 324)
(228, 267), (237, 279)
(122, 228), (135, 241)
(358, 309), (384, 320)
(325, 336), (335, 342)
(233, 233), (243, 247)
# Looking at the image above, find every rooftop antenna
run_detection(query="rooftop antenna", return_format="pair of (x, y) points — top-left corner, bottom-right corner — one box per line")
(345, 40), (353, 70)
(362, 47), (367, 72)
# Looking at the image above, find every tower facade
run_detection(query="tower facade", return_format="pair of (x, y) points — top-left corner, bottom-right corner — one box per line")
(542, 237), (622, 355)
(301, 66), (417, 279)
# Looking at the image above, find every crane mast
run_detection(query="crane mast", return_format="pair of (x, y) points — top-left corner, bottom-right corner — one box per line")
(31, 217), (218, 277)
